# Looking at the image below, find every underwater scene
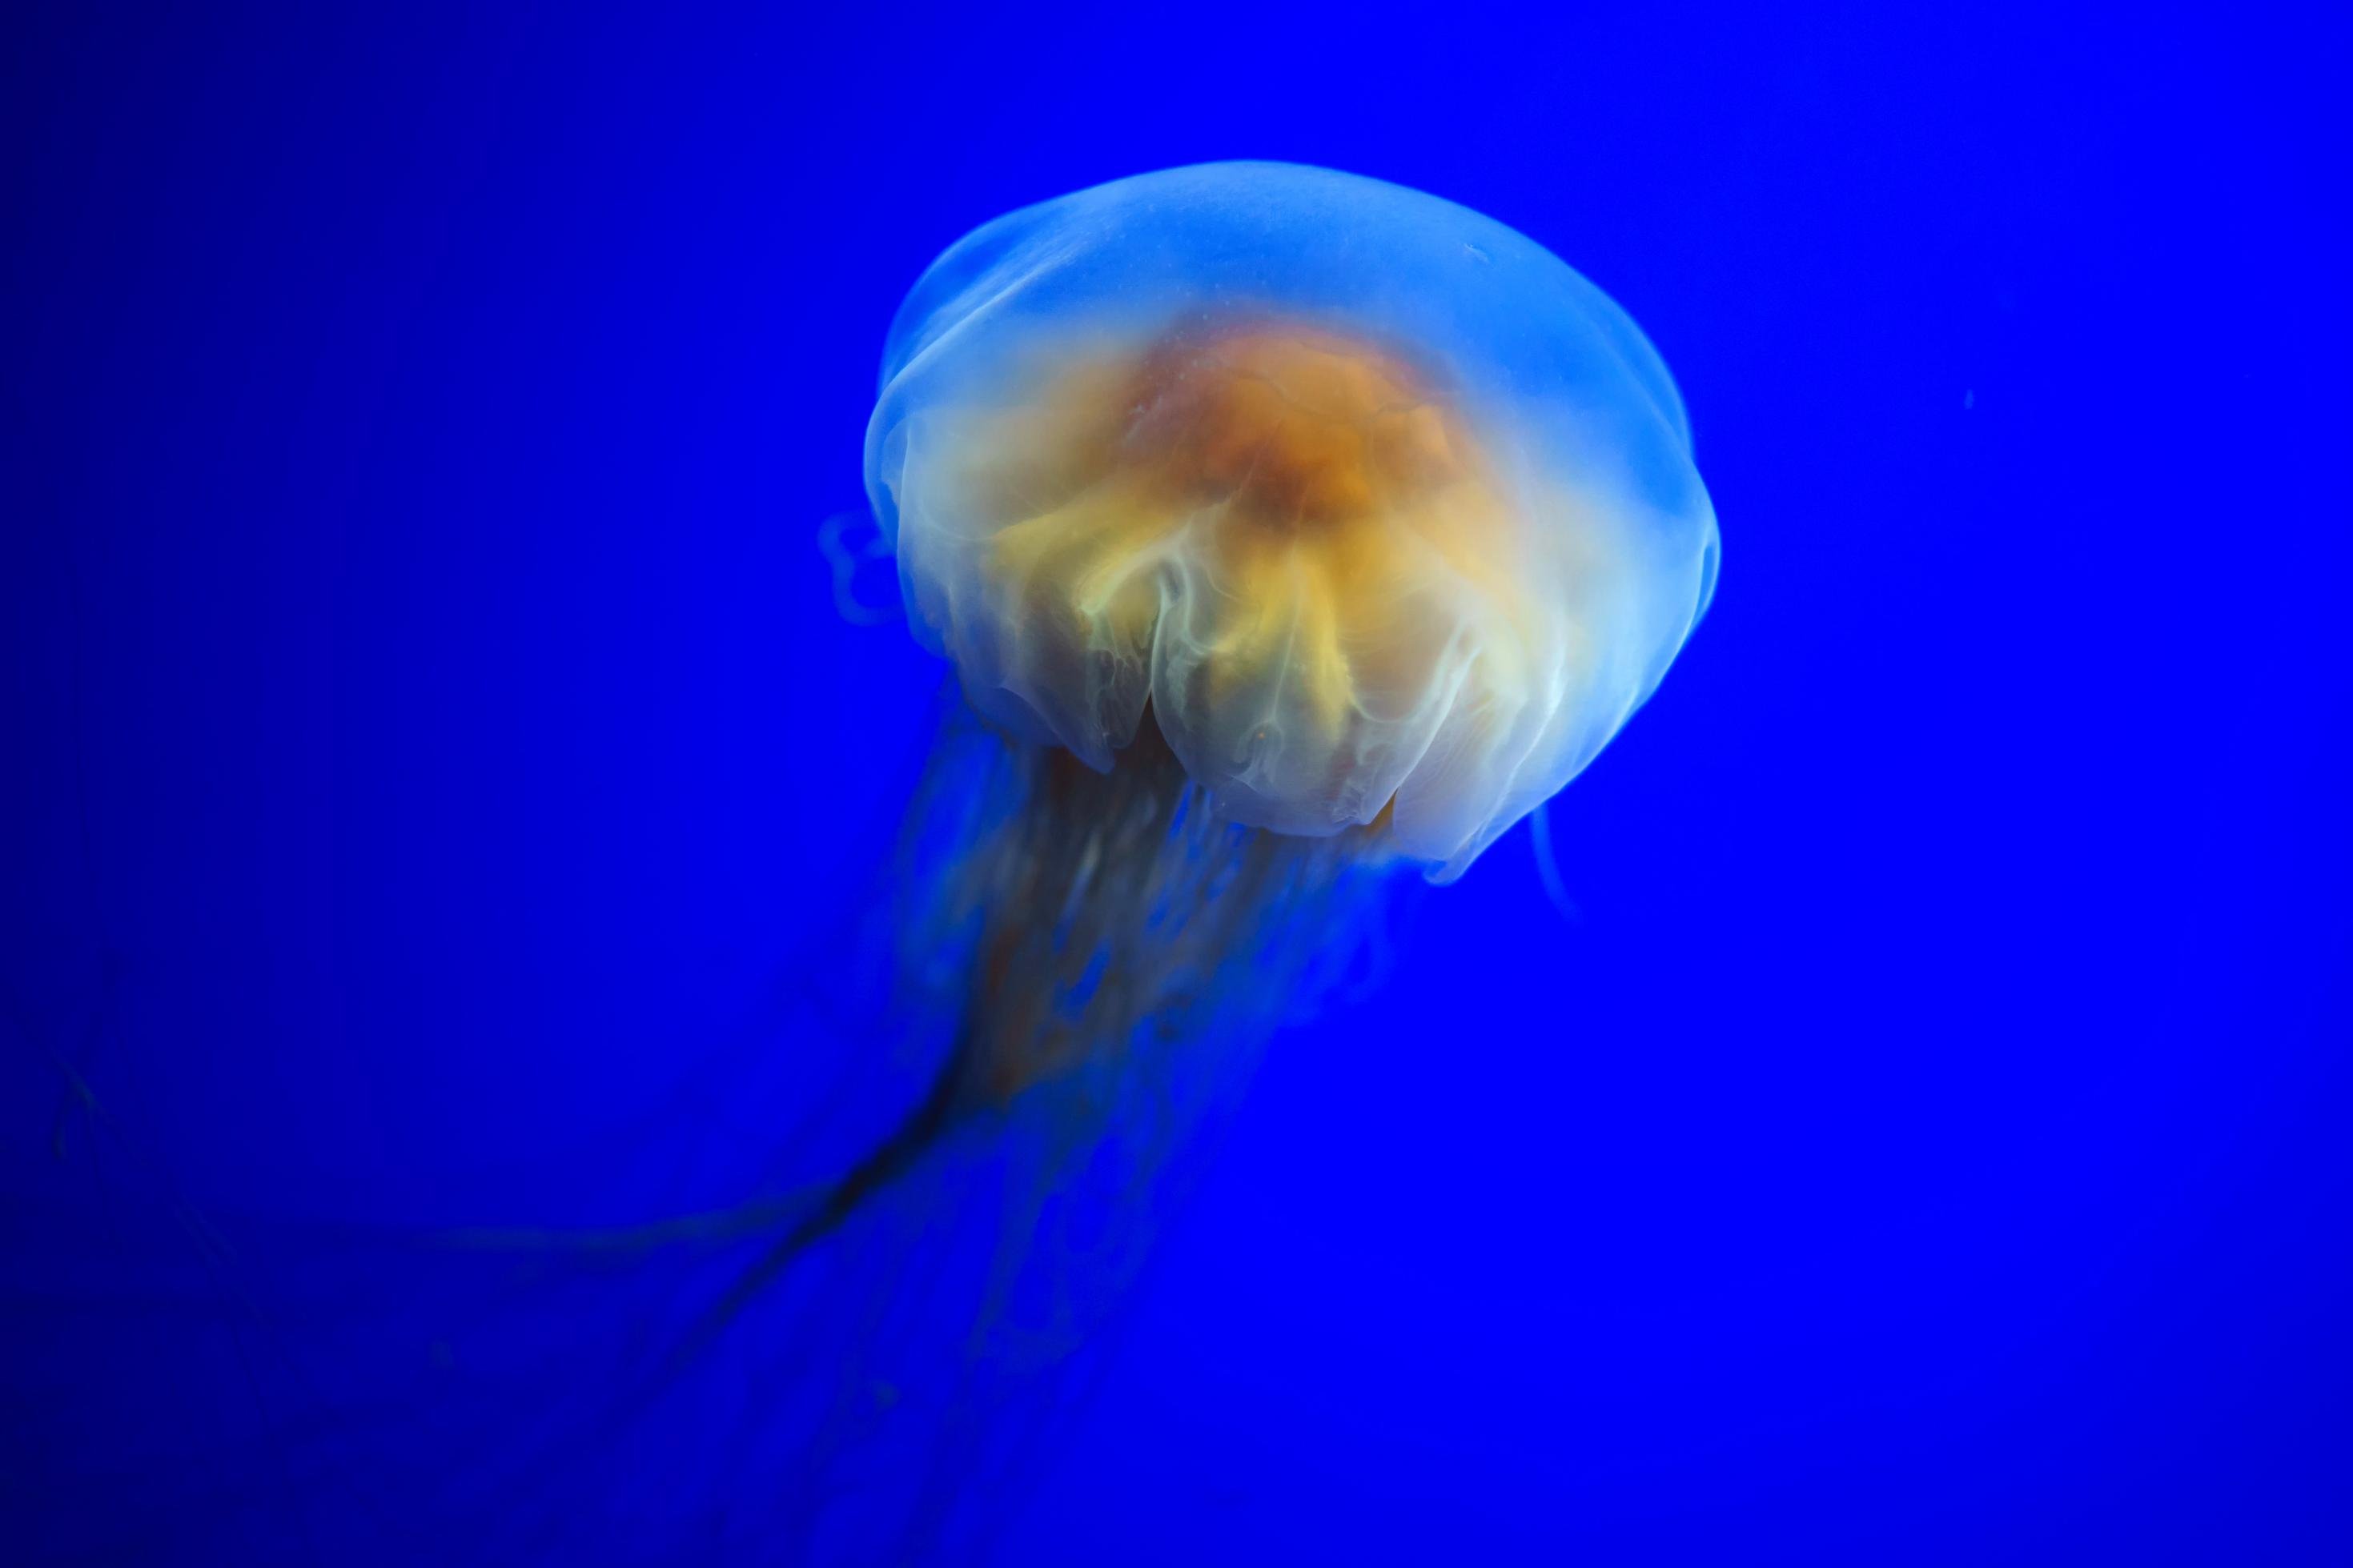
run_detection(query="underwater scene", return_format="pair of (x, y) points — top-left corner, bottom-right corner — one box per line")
(6, 3), (2346, 1563)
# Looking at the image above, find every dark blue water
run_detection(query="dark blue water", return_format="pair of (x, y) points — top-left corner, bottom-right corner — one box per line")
(7, 3), (2346, 1562)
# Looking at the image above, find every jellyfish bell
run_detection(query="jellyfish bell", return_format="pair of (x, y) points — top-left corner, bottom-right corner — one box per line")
(869, 160), (1718, 880)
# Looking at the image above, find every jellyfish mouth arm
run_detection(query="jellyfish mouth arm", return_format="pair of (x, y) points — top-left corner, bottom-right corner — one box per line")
(676, 903), (1031, 1354)
(679, 1033), (976, 1359)
(677, 711), (1357, 1360)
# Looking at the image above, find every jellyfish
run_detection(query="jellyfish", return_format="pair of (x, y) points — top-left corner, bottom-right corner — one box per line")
(692, 158), (1719, 1550)
(12, 162), (1717, 1567)
(834, 155), (1715, 1209)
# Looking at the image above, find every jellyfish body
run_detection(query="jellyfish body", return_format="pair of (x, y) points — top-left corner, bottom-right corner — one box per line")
(703, 166), (1723, 1544)
(335, 161), (1724, 1562)
(6, 166), (1721, 1568)
(868, 161), (1718, 879)
(259, 164), (1721, 1561)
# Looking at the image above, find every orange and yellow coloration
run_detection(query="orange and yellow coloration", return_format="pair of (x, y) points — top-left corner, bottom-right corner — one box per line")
(983, 323), (1527, 749)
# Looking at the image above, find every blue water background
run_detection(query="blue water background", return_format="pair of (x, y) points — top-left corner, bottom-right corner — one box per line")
(6, 3), (2347, 1561)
